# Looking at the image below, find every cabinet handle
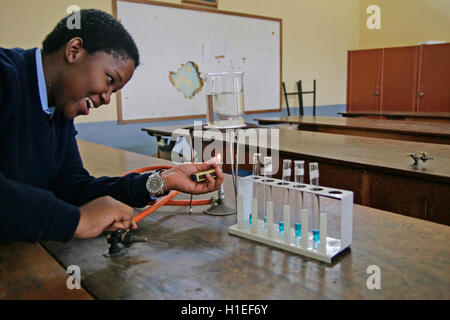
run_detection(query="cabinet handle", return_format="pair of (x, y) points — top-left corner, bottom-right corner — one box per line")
(419, 92), (424, 97)
(374, 92), (379, 96)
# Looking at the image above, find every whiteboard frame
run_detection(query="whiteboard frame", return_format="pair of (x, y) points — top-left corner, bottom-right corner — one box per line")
(113, 0), (282, 124)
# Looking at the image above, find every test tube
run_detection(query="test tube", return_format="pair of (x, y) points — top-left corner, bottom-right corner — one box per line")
(309, 162), (320, 248)
(294, 160), (305, 241)
(279, 159), (292, 235)
(263, 156), (273, 229)
(282, 159), (292, 202)
(295, 160), (305, 184)
(250, 153), (262, 228)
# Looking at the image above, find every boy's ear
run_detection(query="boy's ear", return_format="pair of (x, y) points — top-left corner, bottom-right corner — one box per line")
(64, 37), (85, 63)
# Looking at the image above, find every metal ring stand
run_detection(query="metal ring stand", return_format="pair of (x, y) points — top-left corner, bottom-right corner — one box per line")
(190, 126), (238, 216)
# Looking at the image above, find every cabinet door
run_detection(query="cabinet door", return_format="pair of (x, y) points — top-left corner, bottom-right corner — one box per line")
(417, 43), (450, 112)
(347, 49), (382, 112)
(380, 46), (418, 112)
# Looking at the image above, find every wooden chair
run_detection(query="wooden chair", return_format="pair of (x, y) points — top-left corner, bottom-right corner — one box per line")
(282, 80), (317, 116)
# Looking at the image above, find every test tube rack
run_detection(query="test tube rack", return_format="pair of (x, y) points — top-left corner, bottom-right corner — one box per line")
(228, 175), (353, 263)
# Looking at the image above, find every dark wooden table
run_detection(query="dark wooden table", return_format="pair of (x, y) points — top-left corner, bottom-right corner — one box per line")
(35, 140), (449, 299)
(0, 241), (93, 299)
(339, 111), (450, 123)
(142, 125), (450, 225)
(255, 116), (450, 144)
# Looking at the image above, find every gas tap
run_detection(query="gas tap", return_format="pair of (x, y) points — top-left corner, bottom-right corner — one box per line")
(103, 229), (147, 258)
(408, 152), (433, 168)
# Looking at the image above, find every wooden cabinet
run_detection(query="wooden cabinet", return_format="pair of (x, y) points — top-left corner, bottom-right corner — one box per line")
(347, 43), (450, 113)
(381, 46), (418, 112)
(347, 49), (381, 112)
(347, 49), (381, 111)
(417, 44), (450, 112)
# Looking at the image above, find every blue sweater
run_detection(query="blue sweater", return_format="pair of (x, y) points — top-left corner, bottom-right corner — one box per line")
(0, 47), (151, 242)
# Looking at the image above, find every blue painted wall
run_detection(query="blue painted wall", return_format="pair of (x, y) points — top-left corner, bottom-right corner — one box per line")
(75, 104), (346, 156)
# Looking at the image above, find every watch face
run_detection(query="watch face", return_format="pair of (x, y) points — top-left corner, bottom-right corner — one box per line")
(148, 174), (163, 194)
(151, 179), (162, 190)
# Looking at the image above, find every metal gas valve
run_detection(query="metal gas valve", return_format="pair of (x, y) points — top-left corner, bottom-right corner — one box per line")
(103, 229), (147, 258)
(408, 152), (433, 168)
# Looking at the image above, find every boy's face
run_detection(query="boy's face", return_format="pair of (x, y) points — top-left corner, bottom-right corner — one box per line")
(53, 47), (135, 119)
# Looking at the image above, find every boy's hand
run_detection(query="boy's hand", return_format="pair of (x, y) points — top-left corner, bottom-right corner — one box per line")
(74, 196), (137, 239)
(160, 160), (224, 195)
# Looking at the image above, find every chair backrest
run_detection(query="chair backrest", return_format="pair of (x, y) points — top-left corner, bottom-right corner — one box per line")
(282, 80), (316, 116)
(282, 82), (292, 116)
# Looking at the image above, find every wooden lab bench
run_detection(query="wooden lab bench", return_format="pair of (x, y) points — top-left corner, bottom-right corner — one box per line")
(0, 241), (93, 299)
(142, 125), (450, 225)
(2, 140), (448, 299)
(339, 111), (450, 123)
(254, 115), (450, 145)
(29, 140), (448, 299)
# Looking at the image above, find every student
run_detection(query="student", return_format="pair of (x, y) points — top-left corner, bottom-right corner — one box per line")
(0, 9), (223, 242)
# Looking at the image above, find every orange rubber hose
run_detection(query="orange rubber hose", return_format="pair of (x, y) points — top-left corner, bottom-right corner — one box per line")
(122, 165), (213, 223)
(164, 199), (211, 206)
(133, 190), (179, 223)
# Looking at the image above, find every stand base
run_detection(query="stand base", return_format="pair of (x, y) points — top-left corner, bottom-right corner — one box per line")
(203, 200), (236, 216)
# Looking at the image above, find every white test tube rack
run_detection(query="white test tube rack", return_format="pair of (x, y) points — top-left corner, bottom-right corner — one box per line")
(229, 175), (353, 263)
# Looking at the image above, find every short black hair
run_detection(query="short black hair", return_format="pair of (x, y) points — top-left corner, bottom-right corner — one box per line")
(42, 9), (140, 67)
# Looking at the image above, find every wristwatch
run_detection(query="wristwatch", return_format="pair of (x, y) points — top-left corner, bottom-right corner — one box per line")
(146, 172), (165, 196)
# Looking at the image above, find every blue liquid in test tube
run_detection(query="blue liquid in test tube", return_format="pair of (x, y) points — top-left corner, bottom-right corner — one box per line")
(249, 213), (252, 225)
(295, 223), (302, 237)
(279, 221), (284, 234)
(313, 229), (320, 249)
(295, 223), (302, 245)
(313, 229), (320, 242)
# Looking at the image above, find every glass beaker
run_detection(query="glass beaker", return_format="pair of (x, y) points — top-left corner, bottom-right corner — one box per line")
(204, 71), (245, 128)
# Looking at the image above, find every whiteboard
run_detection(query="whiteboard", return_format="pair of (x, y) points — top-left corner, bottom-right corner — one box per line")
(114, 0), (282, 123)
